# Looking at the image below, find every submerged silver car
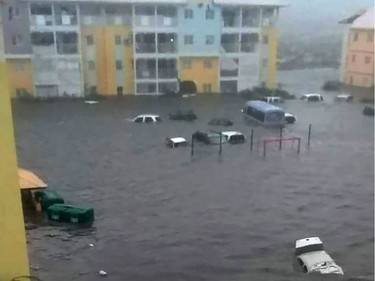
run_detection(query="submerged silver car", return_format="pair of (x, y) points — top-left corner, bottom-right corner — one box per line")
(294, 237), (344, 275)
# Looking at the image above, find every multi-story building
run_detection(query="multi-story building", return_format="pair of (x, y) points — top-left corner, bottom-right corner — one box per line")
(0, 0), (286, 97)
(340, 7), (374, 89)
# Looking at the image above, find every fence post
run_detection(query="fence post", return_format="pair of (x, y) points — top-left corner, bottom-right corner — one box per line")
(191, 135), (194, 157)
(219, 132), (222, 155)
(279, 126), (283, 150)
(297, 138), (301, 154)
(250, 129), (254, 151)
(263, 140), (266, 157)
(308, 124), (312, 147)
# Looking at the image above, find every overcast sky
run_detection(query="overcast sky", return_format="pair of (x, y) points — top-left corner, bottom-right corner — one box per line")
(278, 0), (374, 36)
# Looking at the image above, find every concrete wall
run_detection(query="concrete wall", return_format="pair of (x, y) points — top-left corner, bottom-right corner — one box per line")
(1, 0), (32, 54)
(178, 0), (220, 56)
(344, 28), (374, 88)
(179, 56), (219, 92)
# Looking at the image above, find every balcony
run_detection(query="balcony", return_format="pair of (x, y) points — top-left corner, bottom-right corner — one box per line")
(135, 33), (156, 53)
(105, 5), (132, 25)
(54, 4), (77, 26)
(136, 59), (156, 79)
(30, 15), (54, 26)
(137, 82), (157, 94)
(56, 32), (78, 54)
(135, 6), (155, 27)
(31, 31), (55, 55)
(220, 58), (238, 77)
(242, 8), (260, 28)
(30, 3), (53, 26)
(156, 6), (177, 28)
(158, 59), (177, 79)
(158, 82), (178, 94)
(262, 8), (276, 27)
(221, 34), (240, 53)
(222, 8), (240, 28)
(157, 33), (178, 53)
(241, 33), (259, 53)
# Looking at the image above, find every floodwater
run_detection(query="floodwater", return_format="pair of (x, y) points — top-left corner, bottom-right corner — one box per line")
(13, 68), (374, 281)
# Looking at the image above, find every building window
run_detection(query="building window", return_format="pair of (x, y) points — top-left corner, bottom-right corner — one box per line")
(88, 60), (95, 70)
(203, 83), (212, 93)
(184, 9), (193, 19)
(117, 86), (124, 95)
(184, 35), (193, 45)
(115, 35), (122, 45)
(31, 32), (54, 46)
(353, 32), (359, 42)
(12, 34), (23, 46)
(116, 60), (123, 70)
(206, 8), (215, 19)
(205, 35), (214, 45)
(368, 32), (374, 42)
(86, 35), (94, 45)
(182, 59), (192, 69)
(365, 56), (371, 64)
(263, 35), (268, 44)
(351, 54), (356, 62)
(203, 59), (212, 69)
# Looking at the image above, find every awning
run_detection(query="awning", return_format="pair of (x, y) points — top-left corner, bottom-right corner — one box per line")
(18, 168), (47, 190)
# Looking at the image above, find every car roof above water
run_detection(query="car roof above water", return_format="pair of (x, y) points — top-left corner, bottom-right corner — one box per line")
(136, 114), (160, 118)
(245, 100), (285, 112)
(296, 237), (323, 249)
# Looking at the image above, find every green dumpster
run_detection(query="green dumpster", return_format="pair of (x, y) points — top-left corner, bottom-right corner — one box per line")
(47, 204), (94, 225)
(34, 190), (64, 211)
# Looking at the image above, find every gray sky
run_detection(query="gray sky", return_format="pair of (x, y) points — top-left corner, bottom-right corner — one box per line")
(278, 0), (374, 36)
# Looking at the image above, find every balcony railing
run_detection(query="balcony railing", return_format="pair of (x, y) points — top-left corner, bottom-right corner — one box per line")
(158, 69), (177, 79)
(32, 45), (56, 55)
(136, 68), (156, 79)
(220, 69), (238, 77)
(30, 15), (54, 26)
(156, 16), (177, 27)
(221, 43), (239, 53)
(242, 18), (259, 28)
(158, 43), (177, 53)
(55, 15), (78, 26)
(135, 43), (156, 53)
(57, 43), (78, 54)
(135, 16), (155, 27)
(241, 43), (257, 53)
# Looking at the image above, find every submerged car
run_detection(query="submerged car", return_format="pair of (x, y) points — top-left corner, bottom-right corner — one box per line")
(335, 94), (353, 102)
(208, 118), (233, 127)
(294, 237), (344, 275)
(363, 106), (374, 116)
(301, 94), (324, 102)
(285, 112), (296, 124)
(166, 137), (188, 148)
(261, 96), (284, 104)
(168, 110), (197, 121)
(132, 114), (161, 123)
(192, 131), (228, 145)
(221, 131), (245, 144)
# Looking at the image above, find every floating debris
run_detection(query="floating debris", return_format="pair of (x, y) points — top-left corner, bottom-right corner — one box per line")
(99, 270), (108, 277)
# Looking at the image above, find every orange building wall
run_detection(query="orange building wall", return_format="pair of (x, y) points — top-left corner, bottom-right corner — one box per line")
(344, 29), (374, 88)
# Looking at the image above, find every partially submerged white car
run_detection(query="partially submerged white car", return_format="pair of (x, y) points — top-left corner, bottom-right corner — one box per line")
(285, 112), (296, 124)
(301, 93), (324, 102)
(132, 114), (161, 123)
(166, 137), (188, 148)
(294, 237), (344, 275)
(220, 131), (245, 144)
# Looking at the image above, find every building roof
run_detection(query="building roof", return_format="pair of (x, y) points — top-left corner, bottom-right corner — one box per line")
(352, 7), (374, 29)
(214, 0), (289, 7)
(339, 7), (374, 29)
(245, 100), (285, 112)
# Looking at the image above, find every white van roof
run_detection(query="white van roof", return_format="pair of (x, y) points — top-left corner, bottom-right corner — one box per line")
(296, 237), (323, 249)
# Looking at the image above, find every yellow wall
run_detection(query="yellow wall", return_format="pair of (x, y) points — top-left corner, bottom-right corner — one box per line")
(0, 60), (30, 280)
(344, 28), (374, 88)
(179, 57), (219, 93)
(6, 59), (34, 97)
(81, 26), (134, 95)
(263, 28), (278, 89)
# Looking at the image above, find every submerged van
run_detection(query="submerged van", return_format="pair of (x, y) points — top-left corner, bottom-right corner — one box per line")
(243, 100), (285, 127)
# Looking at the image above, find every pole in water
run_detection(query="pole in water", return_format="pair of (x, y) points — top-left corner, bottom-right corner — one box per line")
(191, 135), (194, 156)
(308, 124), (312, 147)
(279, 126), (283, 150)
(263, 140), (266, 157)
(297, 138), (301, 154)
(219, 132), (222, 155)
(250, 129), (254, 151)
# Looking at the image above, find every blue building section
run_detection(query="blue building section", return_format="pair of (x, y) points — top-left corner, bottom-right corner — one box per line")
(178, 0), (221, 56)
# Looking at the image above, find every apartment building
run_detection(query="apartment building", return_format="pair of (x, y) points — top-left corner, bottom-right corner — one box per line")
(340, 7), (374, 88)
(0, 0), (286, 97)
